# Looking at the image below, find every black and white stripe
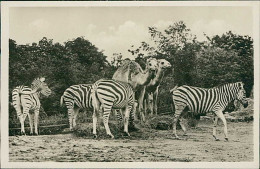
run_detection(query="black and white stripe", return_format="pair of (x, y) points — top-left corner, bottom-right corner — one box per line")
(91, 79), (135, 138)
(171, 82), (248, 141)
(60, 84), (129, 131)
(12, 77), (52, 135)
(60, 84), (93, 130)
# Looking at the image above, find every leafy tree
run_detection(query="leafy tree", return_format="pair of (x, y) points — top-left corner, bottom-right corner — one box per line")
(9, 37), (112, 117)
(195, 47), (242, 87)
(207, 31), (253, 96)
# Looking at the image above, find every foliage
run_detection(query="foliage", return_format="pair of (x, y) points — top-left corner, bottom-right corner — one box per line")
(9, 37), (112, 118)
(128, 22), (253, 111)
(194, 47), (242, 87)
(9, 21), (254, 124)
(206, 31), (254, 96)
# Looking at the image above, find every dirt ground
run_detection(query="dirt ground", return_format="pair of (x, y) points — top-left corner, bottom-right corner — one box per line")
(9, 120), (253, 162)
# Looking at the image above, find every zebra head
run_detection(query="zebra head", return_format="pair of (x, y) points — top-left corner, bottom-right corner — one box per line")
(31, 77), (52, 97)
(146, 58), (158, 71)
(158, 59), (172, 69)
(235, 82), (248, 108)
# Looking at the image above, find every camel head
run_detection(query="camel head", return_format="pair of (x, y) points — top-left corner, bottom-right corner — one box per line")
(158, 59), (171, 69)
(146, 58), (158, 71)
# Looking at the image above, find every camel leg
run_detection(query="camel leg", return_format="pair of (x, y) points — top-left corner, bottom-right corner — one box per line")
(144, 97), (147, 117)
(138, 87), (146, 123)
(149, 93), (154, 115)
(153, 87), (159, 115)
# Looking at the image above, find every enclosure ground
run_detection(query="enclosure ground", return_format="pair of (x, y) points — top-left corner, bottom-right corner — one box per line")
(9, 120), (253, 162)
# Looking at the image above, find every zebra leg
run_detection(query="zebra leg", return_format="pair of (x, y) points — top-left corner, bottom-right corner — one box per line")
(123, 107), (131, 136)
(212, 115), (220, 141)
(215, 111), (228, 141)
(179, 117), (187, 136)
(92, 112), (98, 138)
(19, 115), (27, 135)
(129, 102), (137, 131)
(20, 109), (29, 135)
(28, 113), (34, 135)
(173, 105), (185, 139)
(34, 109), (40, 135)
(68, 108), (74, 131)
(103, 107), (114, 139)
(115, 109), (123, 129)
(72, 108), (80, 129)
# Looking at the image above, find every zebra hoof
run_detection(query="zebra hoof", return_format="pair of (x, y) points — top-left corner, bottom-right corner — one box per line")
(109, 134), (114, 139)
(123, 132), (130, 137)
(183, 133), (188, 136)
(215, 138), (220, 141)
(225, 138), (229, 142)
(93, 135), (98, 139)
(21, 132), (26, 136)
(175, 136), (181, 140)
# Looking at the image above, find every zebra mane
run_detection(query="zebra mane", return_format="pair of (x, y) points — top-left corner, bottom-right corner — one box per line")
(213, 82), (242, 92)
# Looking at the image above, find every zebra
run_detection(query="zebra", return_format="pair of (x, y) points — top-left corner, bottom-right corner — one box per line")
(171, 82), (248, 141)
(60, 84), (133, 131)
(91, 79), (135, 139)
(12, 77), (52, 135)
(60, 84), (93, 131)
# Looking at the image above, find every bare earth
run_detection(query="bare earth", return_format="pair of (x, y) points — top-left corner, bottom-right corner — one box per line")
(9, 121), (253, 162)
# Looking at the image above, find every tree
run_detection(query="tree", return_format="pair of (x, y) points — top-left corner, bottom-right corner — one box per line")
(195, 47), (242, 88)
(207, 31), (254, 96)
(9, 37), (112, 116)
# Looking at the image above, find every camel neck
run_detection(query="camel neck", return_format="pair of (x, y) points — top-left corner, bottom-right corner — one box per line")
(148, 67), (164, 87)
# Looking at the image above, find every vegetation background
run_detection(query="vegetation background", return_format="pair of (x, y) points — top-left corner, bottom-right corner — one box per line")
(9, 21), (254, 129)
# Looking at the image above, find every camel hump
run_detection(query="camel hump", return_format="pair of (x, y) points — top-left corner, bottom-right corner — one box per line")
(113, 60), (143, 79)
(129, 61), (143, 75)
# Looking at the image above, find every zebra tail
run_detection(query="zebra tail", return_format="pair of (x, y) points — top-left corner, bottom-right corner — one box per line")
(170, 85), (179, 94)
(12, 89), (22, 118)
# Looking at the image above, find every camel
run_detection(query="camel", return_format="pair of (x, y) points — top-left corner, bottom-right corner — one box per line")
(112, 58), (158, 122)
(144, 59), (172, 116)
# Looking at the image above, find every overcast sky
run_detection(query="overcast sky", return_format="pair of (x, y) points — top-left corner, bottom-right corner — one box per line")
(10, 6), (253, 62)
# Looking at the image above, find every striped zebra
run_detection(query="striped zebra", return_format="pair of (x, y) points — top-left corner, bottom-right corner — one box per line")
(60, 84), (93, 131)
(60, 84), (132, 131)
(12, 77), (52, 135)
(171, 82), (248, 141)
(91, 79), (135, 139)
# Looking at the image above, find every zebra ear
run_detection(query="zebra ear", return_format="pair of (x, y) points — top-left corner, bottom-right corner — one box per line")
(40, 77), (45, 82)
(238, 82), (244, 89)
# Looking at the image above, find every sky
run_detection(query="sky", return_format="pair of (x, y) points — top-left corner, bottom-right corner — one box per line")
(9, 6), (253, 62)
